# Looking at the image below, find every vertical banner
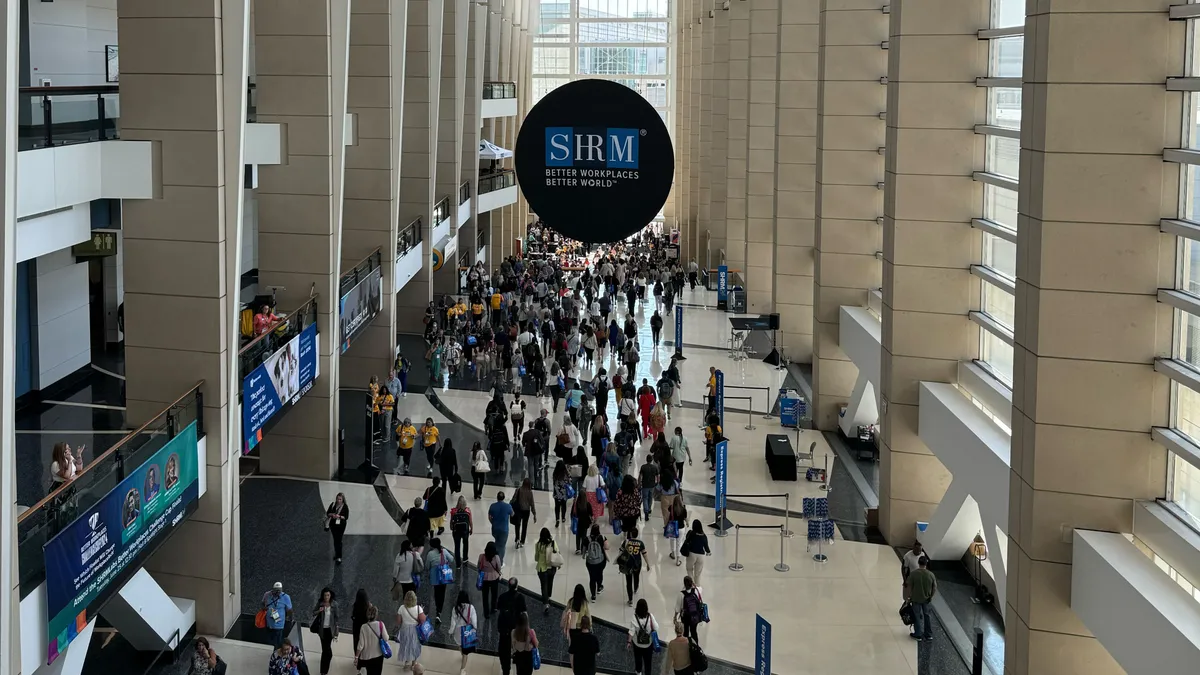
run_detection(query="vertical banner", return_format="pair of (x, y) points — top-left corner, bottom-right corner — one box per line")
(715, 368), (724, 428)
(715, 439), (728, 513)
(717, 264), (729, 310)
(755, 614), (771, 675)
(340, 267), (383, 353)
(242, 324), (320, 453)
(674, 305), (684, 358)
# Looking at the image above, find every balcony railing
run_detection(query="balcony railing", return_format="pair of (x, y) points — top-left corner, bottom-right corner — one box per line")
(238, 295), (320, 381)
(398, 217), (423, 258)
(17, 382), (206, 595)
(476, 227), (487, 252)
(340, 247), (383, 297)
(482, 82), (517, 100)
(19, 85), (119, 151)
(479, 169), (516, 195)
(433, 196), (452, 226)
(459, 180), (471, 205)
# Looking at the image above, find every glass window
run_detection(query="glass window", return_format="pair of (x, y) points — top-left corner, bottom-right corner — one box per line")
(989, 36), (1024, 78)
(986, 135), (1019, 181)
(991, 0), (1025, 29)
(982, 233), (1016, 278)
(981, 281), (1015, 330)
(980, 330), (1014, 386)
(578, 0), (670, 19)
(578, 21), (668, 43)
(534, 47), (571, 75)
(984, 184), (1018, 230)
(1175, 382), (1200, 447)
(578, 47), (669, 76)
(987, 88), (1022, 129)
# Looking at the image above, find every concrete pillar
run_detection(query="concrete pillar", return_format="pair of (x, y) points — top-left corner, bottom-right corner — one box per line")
(878, 0), (983, 545)
(810, 0), (887, 430)
(462, 3), (486, 265)
(698, 1), (714, 254)
(1006, 2), (1174, 673)
(724, 0), (748, 279)
(709, 6), (730, 273)
(118, 0), (249, 635)
(397, 0), (445, 326)
(1, 0), (18, 669)
(774, 0), (820, 361)
(674, 7), (693, 262)
(744, 0), (778, 313)
(689, 0), (702, 264)
(341, 0), (404, 387)
(434, 0), (468, 296)
(253, 0), (350, 478)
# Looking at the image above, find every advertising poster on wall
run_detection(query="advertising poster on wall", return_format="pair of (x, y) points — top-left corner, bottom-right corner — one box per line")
(340, 267), (383, 353)
(242, 323), (319, 454)
(44, 421), (200, 665)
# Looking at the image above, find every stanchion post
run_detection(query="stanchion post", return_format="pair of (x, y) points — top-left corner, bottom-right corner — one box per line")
(728, 525), (744, 571)
(813, 527), (828, 564)
(774, 525), (790, 572)
(745, 407), (754, 431)
(715, 506), (728, 537)
(819, 453), (830, 492)
(782, 495), (793, 538)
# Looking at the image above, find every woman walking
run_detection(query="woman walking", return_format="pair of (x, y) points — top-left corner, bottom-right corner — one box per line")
(393, 540), (423, 601)
(511, 612), (540, 675)
(613, 475), (640, 535)
(512, 478), (537, 548)
(682, 519), (712, 583)
(663, 622), (693, 675)
(353, 604), (389, 675)
(583, 464), (605, 520)
(449, 496), (473, 565)
(470, 441), (490, 500)
(627, 599), (660, 675)
(477, 541), (504, 618)
(311, 587), (339, 675)
(666, 494), (688, 564)
(449, 590), (480, 675)
(572, 491), (593, 555)
(534, 528), (561, 614)
(674, 576), (705, 644)
(394, 590), (425, 671)
(324, 492), (350, 563)
(584, 523), (608, 601)
(561, 583), (592, 646)
(437, 438), (460, 485)
(657, 468), (681, 524)
(350, 589), (370, 653)
(552, 461), (571, 527)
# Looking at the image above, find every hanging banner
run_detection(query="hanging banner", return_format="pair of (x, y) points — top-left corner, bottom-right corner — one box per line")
(242, 323), (320, 454)
(514, 79), (675, 243)
(755, 614), (771, 675)
(340, 267), (383, 353)
(44, 422), (201, 665)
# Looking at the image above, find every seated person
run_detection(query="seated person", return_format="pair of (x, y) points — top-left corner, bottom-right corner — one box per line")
(253, 304), (279, 336)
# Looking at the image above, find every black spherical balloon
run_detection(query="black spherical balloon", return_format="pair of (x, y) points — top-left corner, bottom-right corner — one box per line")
(515, 79), (675, 244)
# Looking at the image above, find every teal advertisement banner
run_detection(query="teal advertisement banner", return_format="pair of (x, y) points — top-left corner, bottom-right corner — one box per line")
(44, 421), (200, 664)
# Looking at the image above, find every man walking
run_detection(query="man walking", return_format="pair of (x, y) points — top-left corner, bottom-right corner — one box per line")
(488, 491), (515, 561)
(907, 556), (937, 642)
(496, 578), (528, 675)
(261, 582), (292, 648)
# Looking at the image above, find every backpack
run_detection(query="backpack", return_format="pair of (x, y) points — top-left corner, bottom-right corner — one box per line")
(682, 589), (703, 624)
(689, 639), (709, 672)
(586, 538), (605, 565)
(658, 379), (675, 400)
(450, 509), (470, 534)
(634, 617), (652, 645)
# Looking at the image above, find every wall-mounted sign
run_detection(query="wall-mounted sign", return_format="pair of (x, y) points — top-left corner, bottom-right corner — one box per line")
(514, 79), (675, 244)
(340, 267), (382, 353)
(72, 230), (117, 258)
(242, 323), (320, 454)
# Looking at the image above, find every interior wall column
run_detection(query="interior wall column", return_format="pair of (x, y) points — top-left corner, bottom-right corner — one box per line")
(341, 0), (402, 386)
(810, 0), (887, 429)
(708, 4), (730, 276)
(119, 0), (249, 634)
(1, 0), (19, 667)
(878, 0), (983, 544)
(743, 0), (778, 312)
(434, 0), (468, 296)
(723, 0), (748, 286)
(463, 2), (486, 264)
(674, 8), (692, 263)
(397, 0), (445, 326)
(253, 0), (350, 478)
(773, 0), (819, 361)
(1006, 2), (1174, 672)
(688, 0), (702, 267)
(698, 1), (714, 259)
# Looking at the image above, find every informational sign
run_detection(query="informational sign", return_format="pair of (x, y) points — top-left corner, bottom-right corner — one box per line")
(755, 614), (771, 675)
(72, 230), (118, 258)
(674, 306), (684, 357)
(340, 267), (383, 353)
(717, 265), (729, 310)
(514, 79), (675, 244)
(715, 368), (725, 428)
(44, 422), (200, 665)
(669, 228), (680, 245)
(715, 439), (728, 513)
(242, 323), (319, 454)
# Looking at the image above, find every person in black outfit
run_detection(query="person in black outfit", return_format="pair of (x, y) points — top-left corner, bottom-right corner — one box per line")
(424, 477), (449, 537)
(496, 578), (529, 675)
(568, 616), (601, 675)
(649, 311), (664, 347)
(437, 438), (460, 485)
(350, 588), (369, 654)
(400, 497), (431, 549)
(312, 588), (339, 675)
(488, 415), (511, 472)
(325, 493), (350, 563)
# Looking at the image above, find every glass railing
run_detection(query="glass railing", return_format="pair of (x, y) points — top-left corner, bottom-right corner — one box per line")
(340, 247), (383, 297)
(398, 217), (423, 258)
(459, 180), (471, 205)
(433, 196), (451, 226)
(238, 295), (319, 381)
(482, 81), (517, 100)
(18, 85), (119, 151)
(476, 227), (487, 252)
(479, 169), (516, 194)
(17, 382), (206, 595)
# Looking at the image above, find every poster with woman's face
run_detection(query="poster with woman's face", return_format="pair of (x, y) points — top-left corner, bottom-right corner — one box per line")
(266, 338), (300, 403)
(165, 454), (180, 491)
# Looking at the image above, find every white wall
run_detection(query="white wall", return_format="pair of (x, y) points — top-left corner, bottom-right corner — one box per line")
(241, 189), (258, 276)
(477, 184), (518, 214)
(36, 248), (91, 388)
(480, 97), (517, 118)
(27, 0), (119, 121)
(17, 141), (153, 219)
(15, 203), (90, 263)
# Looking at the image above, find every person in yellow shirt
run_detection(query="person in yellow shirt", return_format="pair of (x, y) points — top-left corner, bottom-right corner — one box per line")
(705, 366), (718, 418)
(490, 291), (503, 326)
(420, 418), (440, 477)
(369, 376), (383, 443)
(378, 386), (396, 447)
(471, 299), (485, 327)
(396, 417), (417, 475)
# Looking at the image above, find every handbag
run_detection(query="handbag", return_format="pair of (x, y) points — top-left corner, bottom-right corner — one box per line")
(434, 550), (455, 584)
(373, 621), (392, 659)
(596, 486), (608, 504)
(570, 515), (578, 534)
(309, 611), (321, 634)
(650, 630), (662, 653)
(612, 517), (622, 535)
(664, 521), (679, 539)
(531, 646), (542, 670)
(688, 638), (709, 672)
(461, 623), (479, 649)
(549, 546), (565, 568)
(417, 617), (434, 642)
(477, 569), (486, 590)
(899, 601), (914, 626)
(213, 658), (228, 675)
(565, 484), (576, 499)
(254, 609), (267, 629)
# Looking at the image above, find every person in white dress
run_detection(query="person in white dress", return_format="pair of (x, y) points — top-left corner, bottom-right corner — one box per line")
(393, 591), (424, 670)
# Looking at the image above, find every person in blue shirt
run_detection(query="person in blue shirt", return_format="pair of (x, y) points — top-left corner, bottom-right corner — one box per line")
(488, 491), (515, 562)
(395, 352), (412, 397)
(261, 582), (293, 648)
(565, 383), (584, 426)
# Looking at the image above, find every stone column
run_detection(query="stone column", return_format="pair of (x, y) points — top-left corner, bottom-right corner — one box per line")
(397, 0), (445, 326)
(674, 7), (693, 261)
(698, 1), (713, 253)
(119, 0), (249, 634)
(1, 1), (18, 668)
(1006, 3), (1173, 673)
(878, 0), (983, 544)
(462, 2), (486, 264)
(810, 0), (887, 429)
(253, 0), (350, 478)
(434, 0), (468, 296)
(341, 0), (402, 386)
(688, 0), (702, 264)
(744, 0), (778, 312)
(773, 0), (819, 361)
(709, 6), (730, 272)
(724, 0), (748, 279)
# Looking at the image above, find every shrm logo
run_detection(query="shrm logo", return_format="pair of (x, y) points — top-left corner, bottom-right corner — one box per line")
(545, 127), (640, 169)
(89, 513), (100, 530)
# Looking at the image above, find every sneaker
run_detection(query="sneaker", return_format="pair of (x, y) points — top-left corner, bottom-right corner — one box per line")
(923, 637), (934, 642)
(669, 552), (675, 560)
(591, 595), (597, 602)
(436, 617), (442, 625)
(627, 600), (634, 607)
(909, 633), (920, 641)
(676, 558), (682, 566)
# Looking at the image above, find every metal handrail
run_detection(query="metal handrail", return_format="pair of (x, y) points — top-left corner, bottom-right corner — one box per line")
(479, 169), (516, 194)
(459, 180), (471, 205)
(140, 628), (182, 675)
(433, 196), (452, 225)
(398, 217), (423, 257)
(19, 84), (120, 150)
(18, 85), (119, 96)
(18, 382), (205, 525)
(482, 81), (517, 99)
(339, 247), (383, 296)
(238, 295), (320, 380)
(238, 295), (318, 356)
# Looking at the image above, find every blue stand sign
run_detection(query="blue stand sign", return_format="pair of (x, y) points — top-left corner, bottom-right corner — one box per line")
(674, 305), (685, 359)
(715, 439), (728, 513)
(717, 265), (729, 310)
(755, 614), (771, 675)
(715, 369), (724, 428)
